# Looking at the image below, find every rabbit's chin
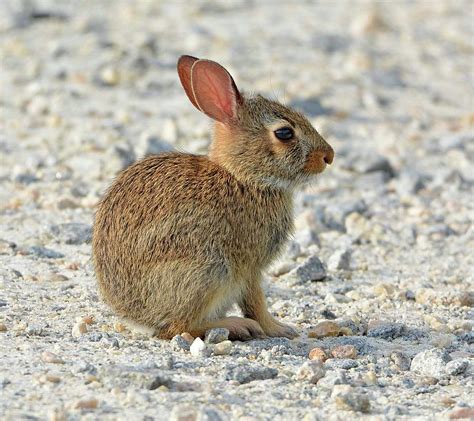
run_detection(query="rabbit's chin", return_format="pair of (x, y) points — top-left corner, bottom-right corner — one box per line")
(259, 172), (318, 191)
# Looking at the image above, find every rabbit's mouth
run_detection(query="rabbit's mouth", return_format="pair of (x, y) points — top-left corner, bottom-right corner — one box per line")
(303, 150), (333, 174)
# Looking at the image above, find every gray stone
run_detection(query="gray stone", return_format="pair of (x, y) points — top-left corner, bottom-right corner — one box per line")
(317, 369), (348, 388)
(410, 348), (451, 379)
(391, 352), (411, 371)
(320, 199), (368, 231)
(170, 335), (190, 351)
(25, 246), (65, 259)
(290, 255), (326, 283)
(445, 359), (469, 376)
(297, 361), (326, 384)
(327, 248), (352, 271)
(204, 328), (229, 344)
(343, 151), (394, 175)
(325, 359), (358, 370)
(367, 322), (405, 339)
(332, 386), (371, 413)
(225, 364), (278, 384)
(50, 223), (92, 245)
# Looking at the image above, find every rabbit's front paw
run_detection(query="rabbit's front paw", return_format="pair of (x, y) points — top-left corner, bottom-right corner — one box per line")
(263, 319), (298, 339)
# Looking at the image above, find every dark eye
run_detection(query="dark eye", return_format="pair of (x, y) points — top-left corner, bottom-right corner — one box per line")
(274, 127), (294, 142)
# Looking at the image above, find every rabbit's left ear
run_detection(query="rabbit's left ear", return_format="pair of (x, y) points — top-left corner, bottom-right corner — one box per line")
(177, 55), (200, 110)
(190, 59), (242, 124)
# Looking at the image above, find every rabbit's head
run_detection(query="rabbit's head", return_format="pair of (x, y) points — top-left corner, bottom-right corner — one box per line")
(178, 55), (334, 189)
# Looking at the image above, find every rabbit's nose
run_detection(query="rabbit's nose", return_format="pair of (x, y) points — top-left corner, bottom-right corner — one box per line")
(323, 148), (334, 165)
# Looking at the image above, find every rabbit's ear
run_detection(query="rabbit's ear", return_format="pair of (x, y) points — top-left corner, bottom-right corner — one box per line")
(177, 55), (200, 110)
(190, 59), (242, 124)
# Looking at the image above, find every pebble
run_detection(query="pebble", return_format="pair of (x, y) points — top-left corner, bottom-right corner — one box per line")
(72, 398), (98, 410)
(0, 323), (7, 332)
(205, 328), (229, 344)
(171, 335), (191, 352)
(331, 345), (358, 359)
(225, 364), (278, 384)
(308, 321), (340, 338)
(25, 246), (65, 259)
(390, 352), (411, 371)
(308, 347), (327, 362)
(325, 359), (358, 370)
(50, 223), (92, 245)
(448, 408), (474, 420)
(327, 248), (352, 271)
(332, 385), (371, 413)
(72, 322), (88, 338)
(444, 359), (469, 376)
(288, 255), (326, 283)
(213, 340), (232, 356)
(411, 348), (451, 379)
(41, 351), (64, 364)
(367, 320), (405, 339)
(297, 361), (326, 384)
(317, 369), (348, 388)
(190, 337), (208, 357)
(180, 332), (194, 343)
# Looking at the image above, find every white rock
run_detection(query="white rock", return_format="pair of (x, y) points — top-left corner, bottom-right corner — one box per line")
(190, 337), (208, 357)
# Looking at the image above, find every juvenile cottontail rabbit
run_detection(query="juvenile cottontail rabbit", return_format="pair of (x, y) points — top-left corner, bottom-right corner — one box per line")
(93, 55), (334, 340)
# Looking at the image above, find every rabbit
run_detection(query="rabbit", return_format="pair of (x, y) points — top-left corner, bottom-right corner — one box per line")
(92, 55), (334, 341)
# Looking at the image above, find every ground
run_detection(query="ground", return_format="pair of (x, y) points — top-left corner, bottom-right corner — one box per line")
(0, 1), (473, 420)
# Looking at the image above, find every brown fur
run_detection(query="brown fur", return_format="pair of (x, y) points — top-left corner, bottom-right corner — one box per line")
(92, 56), (334, 340)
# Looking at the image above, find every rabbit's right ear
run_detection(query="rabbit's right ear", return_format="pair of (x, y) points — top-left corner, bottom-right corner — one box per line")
(177, 55), (200, 110)
(190, 59), (242, 124)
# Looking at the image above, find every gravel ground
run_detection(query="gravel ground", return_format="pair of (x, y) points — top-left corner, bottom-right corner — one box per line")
(1, 1), (473, 420)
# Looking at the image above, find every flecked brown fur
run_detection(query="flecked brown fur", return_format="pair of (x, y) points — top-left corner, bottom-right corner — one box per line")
(92, 56), (333, 340)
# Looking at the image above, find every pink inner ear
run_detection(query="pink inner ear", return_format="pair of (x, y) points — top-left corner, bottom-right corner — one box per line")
(177, 55), (200, 110)
(191, 60), (241, 124)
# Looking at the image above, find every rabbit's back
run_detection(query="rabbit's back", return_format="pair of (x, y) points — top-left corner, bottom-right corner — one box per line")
(92, 153), (293, 324)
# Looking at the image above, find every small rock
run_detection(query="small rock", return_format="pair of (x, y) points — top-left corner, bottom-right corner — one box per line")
(343, 151), (393, 175)
(205, 328), (229, 344)
(445, 359), (469, 376)
(0, 323), (7, 332)
(72, 322), (88, 338)
(411, 348), (450, 379)
(50, 223), (92, 245)
(297, 361), (326, 384)
(317, 369), (348, 388)
(325, 359), (358, 370)
(72, 398), (98, 410)
(390, 352), (411, 371)
(98, 66), (120, 86)
(288, 255), (326, 283)
(367, 320), (405, 339)
(39, 272), (69, 282)
(41, 351), (64, 364)
(171, 335), (190, 352)
(309, 347), (327, 362)
(331, 345), (358, 359)
(190, 337), (208, 357)
(213, 340), (232, 356)
(308, 321), (340, 338)
(332, 385), (371, 413)
(327, 248), (352, 271)
(331, 385), (370, 413)
(180, 332), (194, 343)
(25, 246), (65, 259)
(448, 408), (474, 420)
(225, 364), (278, 384)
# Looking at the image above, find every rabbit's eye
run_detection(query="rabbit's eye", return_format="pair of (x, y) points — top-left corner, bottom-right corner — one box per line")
(274, 127), (294, 142)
